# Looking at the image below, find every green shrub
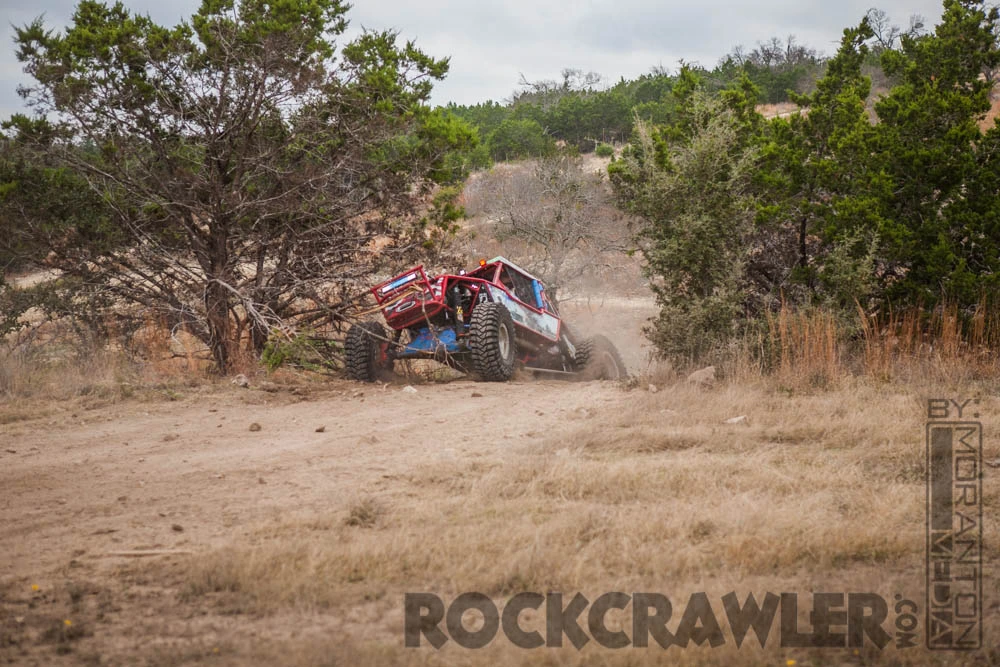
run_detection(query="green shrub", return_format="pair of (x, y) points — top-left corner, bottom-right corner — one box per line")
(594, 143), (614, 158)
(261, 329), (337, 372)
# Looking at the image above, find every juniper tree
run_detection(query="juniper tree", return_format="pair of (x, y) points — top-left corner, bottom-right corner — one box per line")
(4, 0), (473, 371)
(873, 0), (1000, 306)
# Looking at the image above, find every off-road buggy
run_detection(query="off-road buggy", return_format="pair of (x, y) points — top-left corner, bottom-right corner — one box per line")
(345, 256), (627, 382)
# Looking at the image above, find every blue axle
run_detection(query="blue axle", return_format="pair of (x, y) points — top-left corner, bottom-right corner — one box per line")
(398, 327), (463, 358)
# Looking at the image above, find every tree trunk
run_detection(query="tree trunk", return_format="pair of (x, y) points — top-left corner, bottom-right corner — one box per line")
(250, 316), (270, 354)
(798, 214), (808, 270)
(205, 279), (233, 373)
(205, 225), (233, 373)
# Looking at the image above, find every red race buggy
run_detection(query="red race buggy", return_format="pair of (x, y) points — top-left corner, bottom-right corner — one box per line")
(345, 256), (627, 382)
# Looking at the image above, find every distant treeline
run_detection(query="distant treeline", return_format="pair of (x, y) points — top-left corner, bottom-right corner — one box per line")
(442, 35), (832, 165)
(440, 8), (928, 173)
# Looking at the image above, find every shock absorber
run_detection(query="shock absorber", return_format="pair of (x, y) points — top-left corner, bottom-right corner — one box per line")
(448, 283), (464, 335)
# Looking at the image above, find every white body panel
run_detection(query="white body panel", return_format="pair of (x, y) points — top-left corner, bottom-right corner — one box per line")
(486, 285), (560, 342)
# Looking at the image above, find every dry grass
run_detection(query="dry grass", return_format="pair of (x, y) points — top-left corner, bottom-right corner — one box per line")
(0, 344), (139, 401)
(764, 306), (840, 389)
(175, 380), (997, 666)
(744, 299), (1000, 393)
(0, 317), (214, 423)
(857, 299), (1000, 384)
(756, 102), (802, 119)
(344, 496), (385, 528)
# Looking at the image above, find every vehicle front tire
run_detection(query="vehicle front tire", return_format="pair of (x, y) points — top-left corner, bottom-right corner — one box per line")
(469, 302), (517, 382)
(345, 321), (392, 382)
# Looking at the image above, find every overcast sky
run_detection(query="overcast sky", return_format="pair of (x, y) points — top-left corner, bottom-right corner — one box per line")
(0, 0), (946, 117)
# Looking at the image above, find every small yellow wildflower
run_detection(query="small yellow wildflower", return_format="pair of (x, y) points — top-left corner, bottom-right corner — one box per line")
(64, 620), (72, 627)
(31, 584), (39, 592)
(786, 661), (797, 667)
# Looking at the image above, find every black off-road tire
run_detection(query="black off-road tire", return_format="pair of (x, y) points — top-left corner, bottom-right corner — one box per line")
(345, 321), (392, 382)
(469, 302), (517, 382)
(574, 334), (627, 380)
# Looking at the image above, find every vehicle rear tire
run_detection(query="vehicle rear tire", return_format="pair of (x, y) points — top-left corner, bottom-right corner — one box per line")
(345, 321), (392, 382)
(469, 302), (516, 382)
(574, 334), (627, 380)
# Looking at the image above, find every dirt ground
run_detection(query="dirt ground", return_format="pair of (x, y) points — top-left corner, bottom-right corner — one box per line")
(2, 372), (998, 666)
(0, 379), (636, 665)
(0, 379), (630, 580)
(1, 296), (997, 666)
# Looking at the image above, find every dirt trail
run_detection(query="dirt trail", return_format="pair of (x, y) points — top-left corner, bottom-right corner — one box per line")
(0, 297), (664, 664)
(0, 379), (625, 583)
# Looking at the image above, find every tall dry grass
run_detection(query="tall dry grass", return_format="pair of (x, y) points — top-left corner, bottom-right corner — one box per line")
(0, 315), (210, 421)
(749, 299), (1000, 391)
(763, 306), (840, 389)
(857, 298), (1000, 382)
(0, 326), (136, 400)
